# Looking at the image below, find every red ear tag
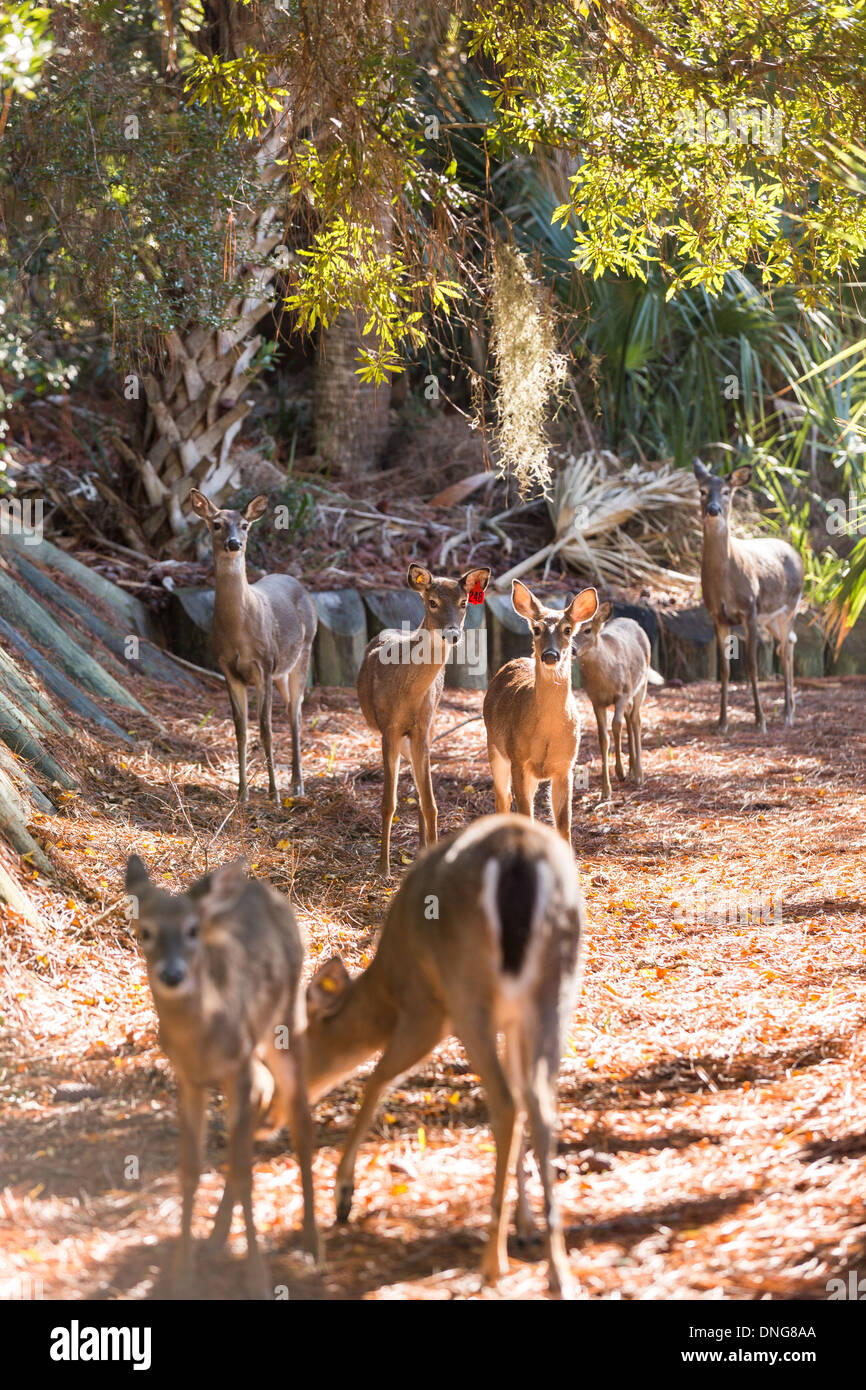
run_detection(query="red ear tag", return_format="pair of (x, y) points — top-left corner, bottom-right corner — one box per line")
(468, 589), (485, 605)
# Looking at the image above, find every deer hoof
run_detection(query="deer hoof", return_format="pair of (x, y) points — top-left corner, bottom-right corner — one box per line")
(335, 1184), (354, 1224)
(301, 1224), (322, 1265)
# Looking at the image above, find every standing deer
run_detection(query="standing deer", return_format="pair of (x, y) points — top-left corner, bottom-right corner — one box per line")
(483, 580), (598, 844)
(576, 603), (663, 802)
(189, 490), (316, 802)
(693, 462), (804, 732)
(357, 561), (491, 876)
(125, 855), (320, 1297)
(305, 814), (586, 1297)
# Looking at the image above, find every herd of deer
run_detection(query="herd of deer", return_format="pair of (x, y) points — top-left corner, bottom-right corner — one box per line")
(124, 463), (804, 1299)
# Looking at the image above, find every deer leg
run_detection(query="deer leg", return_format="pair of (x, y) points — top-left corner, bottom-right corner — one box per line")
(259, 672), (278, 805)
(489, 745), (512, 815)
(714, 619), (730, 732)
(746, 612), (766, 733)
(286, 659), (308, 796)
(457, 1010), (519, 1287)
(409, 728), (438, 853)
(172, 1079), (206, 1291)
(628, 681), (646, 785)
(379, 734), (401, 877)
(594, 706), (611, 803)
(504, 1027), (535, 1243)
(782, 617), (796, 726)
(550, 771), (572, 846)
(224, 672), (249, 802)
(525, 1054), (574, 1299)
(512, 766), (536, 820)
(219, 1065), (268, 1299)
(333, 1011), (445, 1224)
(267, 1035), (320, 1263)
(612, 696), (628, 781)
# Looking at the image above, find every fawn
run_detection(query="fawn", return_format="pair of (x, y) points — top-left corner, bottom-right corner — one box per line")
(189, 489), (317, 802)
(693, 461), (803, 732)
(483, 580), (598, 843)
(576, 602), (663, 801)
(357, 561), (491, 875)
(125, 855), (319, 1297)
(305, 814), (586, 1297)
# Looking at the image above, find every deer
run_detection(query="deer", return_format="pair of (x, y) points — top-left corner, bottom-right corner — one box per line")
(482, 580), (599, 844)
(189, 489), (317, 803)
(304, 814), (586, 1297)
(693, 461), (804, 733)
(357, 561), (491, 876)
(575, 603), (663, 802)
(125, 855), (320, 1298)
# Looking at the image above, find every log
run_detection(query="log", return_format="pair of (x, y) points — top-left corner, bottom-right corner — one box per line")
(1, 530), (154, 637)
(0, 766), (53, 875)
(6, 550), (198, 690)
(0, 569), (149, 716)
(0, 644), (70, 736)
(0, 742), (54, 812)
(311, 591), (367, 687)
(0, 618), (133, 744)
(0, 685), (76, 787)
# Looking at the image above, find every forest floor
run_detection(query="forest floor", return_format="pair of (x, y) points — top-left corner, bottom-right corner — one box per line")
(1, 673), (865, 1301)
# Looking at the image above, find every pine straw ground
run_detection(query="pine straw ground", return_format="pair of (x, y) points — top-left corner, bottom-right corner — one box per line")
(1, 672), (865, 1302)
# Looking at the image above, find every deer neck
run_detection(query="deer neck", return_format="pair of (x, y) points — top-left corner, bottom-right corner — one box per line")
(306, 961), (397, 1104)
(701, 517), (734, 588)
(212, 551), (254, 628)
(401, 613), (453, 694)
(533, 654), (573, 711)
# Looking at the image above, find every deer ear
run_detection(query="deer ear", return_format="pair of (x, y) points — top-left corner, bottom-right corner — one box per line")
(189, 488), (216, 520)
(306, 955), (351, 1020)
(200, 859), (247, 915)
(460, 567), (491, 595)
(728, 466), (752, 489)
(125, 854), (151, 895)
(243, 494), (268, 522)
(593, 600), (613, 629)
(511, 579), (542, 622)
(567, 587), (599, 626)
(408, 563), (432, 591)
(693, 459), (712, 484)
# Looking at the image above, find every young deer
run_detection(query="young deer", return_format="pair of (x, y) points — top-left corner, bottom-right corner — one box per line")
(305, 814), (586, 1297)
(576, 603), (663, 802)
(693, 462), (804, 733)
(357, 562), (491, 876)
(189, 489), (316, 803)
(125, 856), (319, 1297)
(483, 580), (598, 844)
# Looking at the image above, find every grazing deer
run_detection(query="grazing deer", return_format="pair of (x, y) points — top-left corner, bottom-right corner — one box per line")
(189, 490), (316, 803)
(357, 561), (491, 876)
(483, 580), (598, 844)
(305, 814), (586, 1297)
(125, 856), (320, 1297)
(693, 462), (804, 732)
(576, 603), (663, 802)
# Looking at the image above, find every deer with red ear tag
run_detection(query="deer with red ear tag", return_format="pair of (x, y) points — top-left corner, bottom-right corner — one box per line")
(357, 561), (491, 875)
(483, 580), (598, 845)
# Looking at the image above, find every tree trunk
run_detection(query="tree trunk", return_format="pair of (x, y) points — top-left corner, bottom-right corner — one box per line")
(312, 309), (392, 480)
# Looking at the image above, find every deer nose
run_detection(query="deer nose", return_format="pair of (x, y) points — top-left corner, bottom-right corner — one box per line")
(442, 626), (461, 643)
(225, 537), (242, 552)
(541, 649), (559, 665)
(157, 960), (188, 988)
(706, 503), (721, 517)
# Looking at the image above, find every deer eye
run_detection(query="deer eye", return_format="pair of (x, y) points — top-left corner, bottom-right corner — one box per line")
(562, 625), (572, 637)
(428, 598), (439, 609)
(213, 521), (222, 530)
(533, 624), (543, 636)
(185, 921), (199, 942)
(139, 926), (154, 946)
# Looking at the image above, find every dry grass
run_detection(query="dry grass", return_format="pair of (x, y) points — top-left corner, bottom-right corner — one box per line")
(1, 671), (865, 1301)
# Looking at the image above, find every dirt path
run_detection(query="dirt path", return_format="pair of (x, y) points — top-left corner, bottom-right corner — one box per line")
(2, 674), (865, 1300)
